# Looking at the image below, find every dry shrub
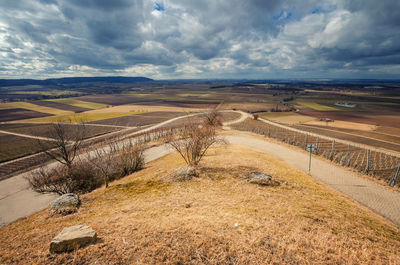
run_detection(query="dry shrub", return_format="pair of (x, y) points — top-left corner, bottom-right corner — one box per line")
(27, 160), (100, 195)
(27, 142), (145, 194)
(115, 141), (145, 178)
(165, 122), (225, 167)
(204, 107), (222, 126)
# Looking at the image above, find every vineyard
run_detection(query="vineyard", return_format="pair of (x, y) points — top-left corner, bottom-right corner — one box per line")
(232, 119), (400, 187)
(0, 125), (186, 180)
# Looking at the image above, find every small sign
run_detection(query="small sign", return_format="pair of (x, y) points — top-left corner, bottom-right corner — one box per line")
(306, 144), (315, 152)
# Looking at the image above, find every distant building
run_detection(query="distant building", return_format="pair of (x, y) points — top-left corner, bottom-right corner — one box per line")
(334, 102), (357, 108)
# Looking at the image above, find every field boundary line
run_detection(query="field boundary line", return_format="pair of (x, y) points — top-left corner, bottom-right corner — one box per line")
(0, 129), (56, 142)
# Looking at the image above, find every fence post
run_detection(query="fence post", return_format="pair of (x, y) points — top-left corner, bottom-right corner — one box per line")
(329, 140), (335, 160)
(304, 134), (308, 150)
(365, 150), (370, 173)
(390, 165), (400, 187)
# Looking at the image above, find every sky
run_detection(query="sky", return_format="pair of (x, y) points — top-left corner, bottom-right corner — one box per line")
(0, 0), (399, 80)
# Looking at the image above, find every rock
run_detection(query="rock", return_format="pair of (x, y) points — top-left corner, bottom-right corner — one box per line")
(244, 172), (279, 186)
(50, 193), (80, 216)
(169, 167), (198, 181)
(50, 225), (97, 253)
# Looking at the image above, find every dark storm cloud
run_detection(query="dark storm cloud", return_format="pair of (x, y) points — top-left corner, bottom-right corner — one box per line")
(0, 0), (399, 78)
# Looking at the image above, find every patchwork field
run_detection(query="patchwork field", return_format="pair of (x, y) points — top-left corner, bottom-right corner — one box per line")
(0, 108), (50, 122)
(291, 124), (400, 153)
(299, 110), (400, 128)
(0, 123), (122, 163)
(32, 100), (91, 113)
(89, 111), (184, 127)
(257, 112), (316, 124)
(295, 100), (344, 111)
(0, 101), (72, 115)
(47, 98), (109, 110)
(1, 145), (399, 264)
(0, 133), (46, 162)
(77, 94), (158, 106)
(0, 123), (121, 139)
(17, 112), (139, 123)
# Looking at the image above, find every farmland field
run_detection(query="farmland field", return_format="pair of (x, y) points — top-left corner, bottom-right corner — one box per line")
(32, 100), (90, 113)
(89, 111), (184, 127)
(0, 123), (121, 139)
(0, 108), (50, 122)
(0, 101), (72, 115)
(0, 133), (47, 162)
(257, 112), (316, 124)
(299, 110), (400, 128)
(47, 98), (109, 109)
(291, 124), (400, 153)
(17, 111), (138, 123)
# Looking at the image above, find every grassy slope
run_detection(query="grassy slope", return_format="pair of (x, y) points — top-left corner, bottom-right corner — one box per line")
(1, 145), (399, 264)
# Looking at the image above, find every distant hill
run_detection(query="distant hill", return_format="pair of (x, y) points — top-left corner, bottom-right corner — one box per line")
(0, 76), (153, 87)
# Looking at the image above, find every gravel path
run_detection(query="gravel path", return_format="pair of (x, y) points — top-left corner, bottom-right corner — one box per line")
(225, 133), (400, 226)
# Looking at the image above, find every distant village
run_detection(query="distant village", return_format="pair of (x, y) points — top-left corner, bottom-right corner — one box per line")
(334, 102), (357, 108)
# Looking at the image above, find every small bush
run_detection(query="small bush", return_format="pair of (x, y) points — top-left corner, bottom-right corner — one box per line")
(115, 142), (145, 178)
(27, 142), (146, 194)
(27, 161), (100, 195)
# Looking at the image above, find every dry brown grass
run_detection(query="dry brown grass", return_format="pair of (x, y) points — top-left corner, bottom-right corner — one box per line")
(1, 145), (400, 264)
(305, 120), (377, 131)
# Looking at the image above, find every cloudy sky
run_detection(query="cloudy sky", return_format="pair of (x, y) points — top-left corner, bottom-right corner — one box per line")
(0, 0), (399, 79)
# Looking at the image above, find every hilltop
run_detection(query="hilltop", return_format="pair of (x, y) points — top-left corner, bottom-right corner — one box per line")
(1, 143), (399, 264)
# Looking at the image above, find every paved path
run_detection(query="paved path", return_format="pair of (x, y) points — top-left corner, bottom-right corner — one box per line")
(225, 134), (400, 226)
(0, 144), (174, 226)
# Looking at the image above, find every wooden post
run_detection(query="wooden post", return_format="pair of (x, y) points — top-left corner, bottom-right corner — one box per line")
(329, 140), (335, 160)
(345, 145), (350, 166)
(365, 150), (370, 173)
(390, 165), (400, 187)
(304, 134), (308, 150)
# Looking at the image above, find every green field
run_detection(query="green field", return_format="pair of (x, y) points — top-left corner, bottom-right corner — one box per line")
(47, 98), (109, 110)
(295, 100), (344, 111)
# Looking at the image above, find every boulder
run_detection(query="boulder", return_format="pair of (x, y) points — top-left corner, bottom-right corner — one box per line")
(50, 225), (97, 253)
(169, 167), (198, 181)
(50, 193), (80, 216)
(244, 172), (279, 186)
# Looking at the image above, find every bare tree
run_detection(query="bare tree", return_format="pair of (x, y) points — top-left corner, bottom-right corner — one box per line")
(38, 121), (86, 169)
(165, 122), (224, 167)
(204, 104), (222, 127)
(88, 140), (118, 189)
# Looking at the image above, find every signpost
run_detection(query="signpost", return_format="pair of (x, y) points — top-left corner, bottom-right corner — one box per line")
(306, 144), (315, 175)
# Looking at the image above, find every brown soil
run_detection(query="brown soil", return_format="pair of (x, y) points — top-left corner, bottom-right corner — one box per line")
(89, 111), (184, 127)
(31, 100), (90, 113)
(0, 108), (51, 122)
(299, 110), (400, 128)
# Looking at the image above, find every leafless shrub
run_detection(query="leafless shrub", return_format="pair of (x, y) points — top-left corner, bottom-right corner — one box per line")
(204, 106), (222, 127)
(88, 140), (119, 189)
(165, 122), (225, 167)
(38, 120), (86, 169)
(115, 141), (145, 178)
(27, 160), (100, 195)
